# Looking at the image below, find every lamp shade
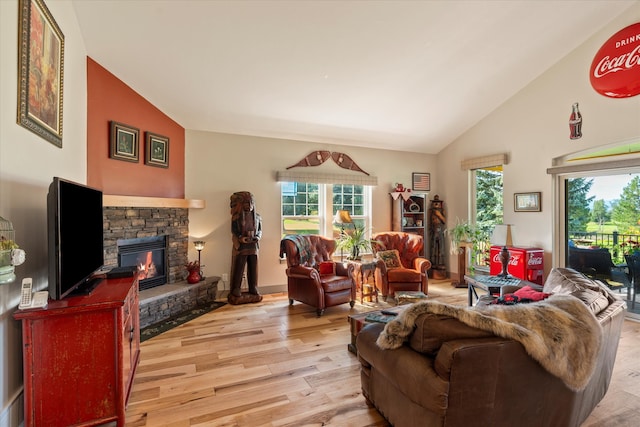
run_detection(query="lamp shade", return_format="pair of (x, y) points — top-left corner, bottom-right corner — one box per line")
(333, 210), (353, 225)
(490, 224), (514, 247)
(193, 241), (205, 251)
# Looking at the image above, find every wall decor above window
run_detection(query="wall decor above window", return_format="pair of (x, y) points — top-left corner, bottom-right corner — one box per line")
(109, 121), (139, 163)
(286, 151), (370, 175)
(144, 132), (169, 168)
(17, 0), (65, 147)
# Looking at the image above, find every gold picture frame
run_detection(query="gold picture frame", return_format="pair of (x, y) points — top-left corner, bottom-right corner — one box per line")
(145, 132), (169, 168)
(514, 192), (542, 212)
(110, 121), (139, 162)
(17, 0), (65, 147)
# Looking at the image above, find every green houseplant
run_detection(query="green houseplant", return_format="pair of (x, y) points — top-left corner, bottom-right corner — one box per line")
(336, 225), (376, 260)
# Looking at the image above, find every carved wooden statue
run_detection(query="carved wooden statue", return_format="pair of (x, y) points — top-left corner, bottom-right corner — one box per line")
(229, 191), (263, 304)
(429, 195), (446, 272)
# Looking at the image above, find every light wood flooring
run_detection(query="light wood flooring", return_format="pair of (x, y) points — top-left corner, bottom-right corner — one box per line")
(125, 281), (640, 427)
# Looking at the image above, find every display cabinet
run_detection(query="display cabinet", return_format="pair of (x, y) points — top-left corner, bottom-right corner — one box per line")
(391, 192), (427, 256)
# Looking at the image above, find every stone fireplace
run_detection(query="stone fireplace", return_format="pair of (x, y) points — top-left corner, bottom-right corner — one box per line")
(103, 206), (189, 285)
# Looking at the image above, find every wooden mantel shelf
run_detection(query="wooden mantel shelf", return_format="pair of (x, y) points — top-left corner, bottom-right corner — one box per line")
(103, 195), (205, 209)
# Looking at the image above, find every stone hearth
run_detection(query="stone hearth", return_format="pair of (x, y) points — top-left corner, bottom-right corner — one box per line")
(139, 276), (221, 329)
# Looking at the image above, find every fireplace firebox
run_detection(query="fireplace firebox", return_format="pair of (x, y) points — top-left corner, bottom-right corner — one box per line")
(117, 235), (167, 290)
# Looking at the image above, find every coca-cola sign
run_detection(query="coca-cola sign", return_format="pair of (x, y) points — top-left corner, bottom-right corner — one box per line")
(590, 22), (640, 98)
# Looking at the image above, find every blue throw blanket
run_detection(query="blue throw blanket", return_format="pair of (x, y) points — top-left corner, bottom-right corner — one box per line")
(280, 235), (313, 265)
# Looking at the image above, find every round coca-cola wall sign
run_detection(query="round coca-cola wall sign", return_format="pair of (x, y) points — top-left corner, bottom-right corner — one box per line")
(590, 22), (640, 98)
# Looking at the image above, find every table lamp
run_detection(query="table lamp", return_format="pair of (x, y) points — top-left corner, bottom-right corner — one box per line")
(333, 210), (353, 262)
(491, 224), (514, 278)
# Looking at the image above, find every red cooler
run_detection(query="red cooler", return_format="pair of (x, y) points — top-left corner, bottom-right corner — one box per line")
(490, 246), (544, 285)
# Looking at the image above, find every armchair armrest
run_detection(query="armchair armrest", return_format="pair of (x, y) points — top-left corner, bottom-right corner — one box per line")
(413, 257), (432, 273)
(287, 265), (320, 282)
(335, 261), (355, 277)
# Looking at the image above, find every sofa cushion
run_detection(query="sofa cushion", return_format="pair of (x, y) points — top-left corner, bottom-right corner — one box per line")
(543, 267), (615, 314)
(377, 249), (402, 269)
(408, 313), (493, 355)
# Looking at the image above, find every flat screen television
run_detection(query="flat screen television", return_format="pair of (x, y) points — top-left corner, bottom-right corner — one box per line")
(48, 177), (104, 299)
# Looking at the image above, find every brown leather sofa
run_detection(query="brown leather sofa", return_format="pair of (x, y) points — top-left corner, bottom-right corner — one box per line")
(371, 231), (431, 300)
(356, 268), (626, 427)
(280, 235), (356, 316)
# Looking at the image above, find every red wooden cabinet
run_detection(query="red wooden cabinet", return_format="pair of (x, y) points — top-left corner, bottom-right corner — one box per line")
(13, 276), (140, 427)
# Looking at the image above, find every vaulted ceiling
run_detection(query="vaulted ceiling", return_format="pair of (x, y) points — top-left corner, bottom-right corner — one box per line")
(72, 0), (637, 154)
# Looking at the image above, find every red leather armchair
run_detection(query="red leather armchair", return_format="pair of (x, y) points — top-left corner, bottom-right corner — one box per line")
(371, 232), (431, 300)
(280, 235), (356, 316)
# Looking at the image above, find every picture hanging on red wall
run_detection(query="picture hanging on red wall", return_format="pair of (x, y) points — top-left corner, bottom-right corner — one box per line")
(590, 22), (640, 98)
(109, 121), (139, 163)
(145, 132), (169, 168)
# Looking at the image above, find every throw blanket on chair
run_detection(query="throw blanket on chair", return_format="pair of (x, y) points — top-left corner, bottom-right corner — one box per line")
(280, 235), (313, 265)
(376, 295), (602, 391)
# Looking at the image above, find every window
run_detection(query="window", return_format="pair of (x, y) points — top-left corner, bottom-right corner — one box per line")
(471, 166), (503, 268)
(281, 182), (371, 238)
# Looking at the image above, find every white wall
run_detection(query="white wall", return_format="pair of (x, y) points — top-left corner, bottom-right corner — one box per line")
(437, 5), (640, 277)
(0, 1), (87, 425)
(185, 130), (436, 290)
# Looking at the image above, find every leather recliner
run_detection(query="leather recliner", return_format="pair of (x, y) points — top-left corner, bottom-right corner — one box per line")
(280, 234), (356, 316)
(371, 231), (431, 300)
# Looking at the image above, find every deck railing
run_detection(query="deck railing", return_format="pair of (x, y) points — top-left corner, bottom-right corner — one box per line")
(568, 231), (640, 264)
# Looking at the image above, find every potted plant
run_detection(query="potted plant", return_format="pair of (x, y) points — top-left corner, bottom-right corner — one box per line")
(336, 225), (376, 260)
(447, 219), (476, 254)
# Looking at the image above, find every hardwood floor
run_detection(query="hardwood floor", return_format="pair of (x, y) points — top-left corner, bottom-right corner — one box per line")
(125, 281), (640, 427)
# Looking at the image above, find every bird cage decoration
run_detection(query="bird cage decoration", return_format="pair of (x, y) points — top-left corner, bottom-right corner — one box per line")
(0, 216), (26, 284)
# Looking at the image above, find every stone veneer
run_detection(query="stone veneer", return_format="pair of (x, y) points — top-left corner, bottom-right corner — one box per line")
(138, 278), (220, 329)
(103, 206), (189, 284)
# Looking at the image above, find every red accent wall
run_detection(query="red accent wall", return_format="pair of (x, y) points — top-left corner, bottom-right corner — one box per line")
(87, 57), (185, 198)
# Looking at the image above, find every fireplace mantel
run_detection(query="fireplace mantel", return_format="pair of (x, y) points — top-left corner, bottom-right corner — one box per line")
(103, 195), (205, 209)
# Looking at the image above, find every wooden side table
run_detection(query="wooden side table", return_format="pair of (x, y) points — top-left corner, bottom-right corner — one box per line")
(347, 305), (405, 354)
(349, 260), (379, 303)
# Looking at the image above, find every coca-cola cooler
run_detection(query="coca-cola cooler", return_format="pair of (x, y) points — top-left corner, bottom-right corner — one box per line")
(489, 246), (544, 285)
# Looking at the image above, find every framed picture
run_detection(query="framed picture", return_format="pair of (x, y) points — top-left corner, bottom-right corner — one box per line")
(109, 121), (139, 162)
(145, 132), (169, 168)
(17, 0), (65, 147)
(412, 173), (431, 191)
(514, 192), (542, 212)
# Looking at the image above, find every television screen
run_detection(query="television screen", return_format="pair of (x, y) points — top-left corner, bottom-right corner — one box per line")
(48, 177), (104, 299)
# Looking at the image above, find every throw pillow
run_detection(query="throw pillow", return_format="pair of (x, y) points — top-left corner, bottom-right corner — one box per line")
(570, 288), (610, 315)
(377, 250), (402, 269)
(514, 285), (551, 302)
(318, 261), (336, 275)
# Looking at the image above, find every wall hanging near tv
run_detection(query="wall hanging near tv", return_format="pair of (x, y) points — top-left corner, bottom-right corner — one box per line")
(17, 0), (65, 147)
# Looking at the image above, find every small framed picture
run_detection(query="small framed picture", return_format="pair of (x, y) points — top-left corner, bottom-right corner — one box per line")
(145, 132), (169, 168)
(514, 192), (541, 212)
(412, 172), (430, 191)
(109, 121), (139, 162)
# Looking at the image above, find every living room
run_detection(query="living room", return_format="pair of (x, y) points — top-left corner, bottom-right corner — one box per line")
(1, 1), (640, 426)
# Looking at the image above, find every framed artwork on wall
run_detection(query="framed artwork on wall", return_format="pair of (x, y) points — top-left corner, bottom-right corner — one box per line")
(109, 121), (139, 162)
(514, 192), (542, 212)
(412, 173), (431, 191)
(145, 132), (169, 168)
(17, 0), (65, 147)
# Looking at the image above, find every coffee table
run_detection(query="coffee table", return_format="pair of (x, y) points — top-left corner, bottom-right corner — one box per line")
(465, 274), (524, 306)
(347, 305), (405, 354)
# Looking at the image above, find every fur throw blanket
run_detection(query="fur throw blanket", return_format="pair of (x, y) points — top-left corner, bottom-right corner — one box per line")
(376, 295), (602, 391)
